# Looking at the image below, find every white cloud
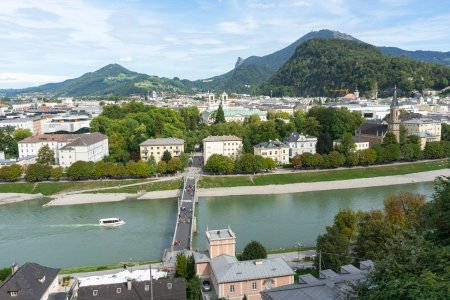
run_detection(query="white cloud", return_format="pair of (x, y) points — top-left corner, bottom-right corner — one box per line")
(119, 56), (133, 63)
(0, 72), (68, 87)
(217, 17), (259, 34)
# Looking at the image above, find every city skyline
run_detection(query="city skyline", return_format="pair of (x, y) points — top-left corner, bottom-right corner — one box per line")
(1, 0), (449, 88)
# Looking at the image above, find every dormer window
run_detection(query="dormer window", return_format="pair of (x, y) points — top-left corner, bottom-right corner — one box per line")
(145, 284), (149, 291)
(38, 275), (45, 283)
(167, 283), (172, 289)
(9, 291), (18, 297)
(116, 288), (121, 294)
(92, 290), (98, 296)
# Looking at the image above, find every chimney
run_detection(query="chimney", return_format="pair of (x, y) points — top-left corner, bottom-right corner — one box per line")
(325, 276), (335, 289)
(11, 263), (18, 275)
(127, 278), (132, 291)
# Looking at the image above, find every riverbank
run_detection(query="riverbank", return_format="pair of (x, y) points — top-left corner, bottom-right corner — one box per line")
(0, 193), (44, 205)
(43, 168), (448, 206)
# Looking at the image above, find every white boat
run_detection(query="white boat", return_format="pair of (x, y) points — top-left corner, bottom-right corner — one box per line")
(98, 218), (125, 227)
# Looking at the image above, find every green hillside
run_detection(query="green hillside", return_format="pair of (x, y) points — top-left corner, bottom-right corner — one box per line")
(3, 64), (192, 97)
(263, 39), (450, 97)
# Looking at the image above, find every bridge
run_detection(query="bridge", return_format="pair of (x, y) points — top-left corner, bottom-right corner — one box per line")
(171, 175), (198, 252)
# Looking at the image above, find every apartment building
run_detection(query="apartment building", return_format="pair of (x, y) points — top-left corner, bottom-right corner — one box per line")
(139, 138), (184, 162)
(333, 137), (370, 151)
(284, 132), (317, 157)
(253, 139), (289, 165)
(403, 118), (441, 149)
(18, 133), (109, 166)
(203, 136), (242, 164)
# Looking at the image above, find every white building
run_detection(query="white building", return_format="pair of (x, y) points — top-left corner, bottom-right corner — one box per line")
(41, 115), (91, 134)
(403, 118), (442, 149)
(0, 118), (36, 134)
(201, 107), (267, 124)
(333, 137), (370, 151)
(203, 135), (242, 164)
(284, 132), (318, 157)
(18, 133), (109, 166)
(139, 138), (185, 162)
(253, 139), (289, 164)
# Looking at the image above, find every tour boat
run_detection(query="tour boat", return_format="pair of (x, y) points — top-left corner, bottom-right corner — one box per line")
(98, 218), (125, 227)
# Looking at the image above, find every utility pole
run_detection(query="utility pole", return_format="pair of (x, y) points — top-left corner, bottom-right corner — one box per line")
(318, 251), (321, 274)
(150, 264), (154, 300)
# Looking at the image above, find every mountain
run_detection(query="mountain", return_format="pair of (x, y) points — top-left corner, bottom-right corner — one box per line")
(192, 29), (360, 93)
(1, 64), (191, 97)
(263, 39), (450, 97)
(379, 47), (450, 66)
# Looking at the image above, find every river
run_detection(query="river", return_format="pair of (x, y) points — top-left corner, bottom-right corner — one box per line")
(0, 182), (435, 268)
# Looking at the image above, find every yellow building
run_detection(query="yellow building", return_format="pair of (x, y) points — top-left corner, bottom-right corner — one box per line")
(139, 138), (184, 162)
(403, 118), (441, 149)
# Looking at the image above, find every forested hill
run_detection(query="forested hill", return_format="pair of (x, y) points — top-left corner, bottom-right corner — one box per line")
(191, 29), (359, 93)
(379, 46), (450, 66)
(1, 64), (192, 97)
(263, 39), (450, 98)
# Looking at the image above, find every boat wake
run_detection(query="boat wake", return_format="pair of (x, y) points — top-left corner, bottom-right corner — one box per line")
(47, 224), (99, 228)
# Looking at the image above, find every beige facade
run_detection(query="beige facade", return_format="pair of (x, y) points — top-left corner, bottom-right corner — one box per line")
(140, 138), (184, 162)
(403, 119), (441, 137)
(206, 228), (236, 259)
(203, 136), (242, 164)
(253, 140), (289, 165)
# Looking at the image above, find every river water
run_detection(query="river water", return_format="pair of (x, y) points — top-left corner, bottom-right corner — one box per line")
(0, 182), (435, 268)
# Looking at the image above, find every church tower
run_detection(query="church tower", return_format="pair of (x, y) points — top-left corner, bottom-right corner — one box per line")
(388, 86), (400, 142)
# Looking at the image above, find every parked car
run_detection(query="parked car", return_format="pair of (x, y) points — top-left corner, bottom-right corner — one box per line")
(202, 280), (211, 292)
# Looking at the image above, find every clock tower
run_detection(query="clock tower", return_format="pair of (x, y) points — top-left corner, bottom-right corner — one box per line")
(388, 86), (400, 143)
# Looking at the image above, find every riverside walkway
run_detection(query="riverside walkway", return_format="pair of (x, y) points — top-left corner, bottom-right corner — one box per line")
(171, 175), (197, 252)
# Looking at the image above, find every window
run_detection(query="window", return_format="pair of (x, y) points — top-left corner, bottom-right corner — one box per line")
(266, 281), (272, 289)
(9, 291), (18, 296)
(145, 285), (149, 291)
(252, 282), (257, 290)
(93, 290), (98, 296)
(167, 283), (172, 289)
(116, 288), (121, 294)
(230, 285), (235, 292)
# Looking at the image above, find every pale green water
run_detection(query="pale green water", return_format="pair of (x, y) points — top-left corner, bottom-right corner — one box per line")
(0, 182), (435, 268)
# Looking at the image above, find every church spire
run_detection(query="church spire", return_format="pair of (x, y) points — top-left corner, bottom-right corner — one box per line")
(390, 85), (398, 107)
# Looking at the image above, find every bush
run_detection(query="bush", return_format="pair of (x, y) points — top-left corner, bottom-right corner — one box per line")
(0, 164), (22, 181)
(241, 240), (267, 261)
(346, 152), (359, 167)
(204, 154), (235, 173)
(424, 142), (444, 159)
(384, 144), (401, 162)
(66, 161), (94, 180)
(26, 163), (52, 181)
(50, 166), (64, 180)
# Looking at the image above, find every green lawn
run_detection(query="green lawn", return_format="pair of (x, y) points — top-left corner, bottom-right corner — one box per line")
(59, 260), (160, 275)
(89, 178), (183, 194)
(0, 179), (150, 196)
(199, 160), (449, 188)
(267, 246), (316, 255)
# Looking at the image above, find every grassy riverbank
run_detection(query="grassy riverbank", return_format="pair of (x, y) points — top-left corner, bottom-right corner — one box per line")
(0, 179), (150, 195)
(59, 260), (161, 275)
(88, 178), (184, 194)
(198, 160), (449, 188)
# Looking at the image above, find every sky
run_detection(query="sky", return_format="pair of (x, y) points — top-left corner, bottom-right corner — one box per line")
(0, 0), (449, 88)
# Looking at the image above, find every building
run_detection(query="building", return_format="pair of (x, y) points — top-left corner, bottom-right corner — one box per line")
(42, 115), (91, 134)
(253, 139), (289, 165)
(333, 137), (370, 151)
(284, 132), (317, 157)
(18, 133), (109, 166)
(0, 118), (36, 134)
(388, 86), (401, 143)
(261, 261), (374, 300)
(203, 136), (242, 164)
(139, 138), (185, 162)
(355, 120), (389, 146)
(0, 262), (60, 300)
(403, 118), (441, 149)
(201, 107), (267, 124)
(194, 228), (295, 300)
(76, 278), (186, 300)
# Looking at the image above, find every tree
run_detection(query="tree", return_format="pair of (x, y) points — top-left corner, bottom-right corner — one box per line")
(359, 148), (377, 165)
(241, 241), (267, 261)
(186, 255), (196, 280)
(214, 104), (226, 124)
(316, 133), (332, 154)
(254, 155), (265, 172)
(315, 225), (351, 272)
(25, 163), (51, 181)
(187, 276), (202, 300)
(0, 267), (11, 283)
(424, 176), (450, 246)
(354, 210), (393, 261)
(424, 142), (444, 159)
(180, 152), (190, 170)
(336, 133), (355, 155)
(407, 134), (420, 145)
(66, 161), (94, 180)
(237, 153), (256, 173)
(50, 166), (64, 180)
(383, 132), (398, 146)
(384, 144), (401, 162)
(333, 209), (358, 241)
(292, 155), (302, 167)
(372, 144), (385, 163)
(167, 157), (183, 173)
(161, 150), (173, 163)
(204, 154), (235, 173)
(399, 124), (408, 144)
(111, 163), (128, 178)
(13, 128), (32, 141)
(0, 165), (22, 181)
(384, 192), (426, 228)
(300, 152), (315, 168)
(441, 123), (450, 141)
(157, 161), (167, 174)
(401, 143), (422, 161)
(326, 151), (346, 167)
(175, 252), (187, 278)
(263, 157), (277, 171)
(0, 134), (18, 158)
(147, 155), (157, 174)
(36, 145), (55, 165)
(346, 151), (359, 166)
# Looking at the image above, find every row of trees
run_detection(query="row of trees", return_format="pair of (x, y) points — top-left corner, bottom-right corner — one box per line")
(175, 253), (201, 300)
(204, 153), (277, 174)
(0, 151), (189, 182)
(316, 176), (450, 298)
(292, 133), (449, 169)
